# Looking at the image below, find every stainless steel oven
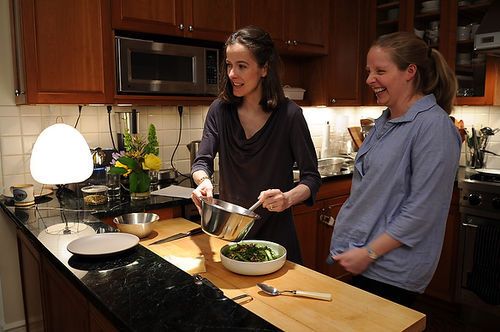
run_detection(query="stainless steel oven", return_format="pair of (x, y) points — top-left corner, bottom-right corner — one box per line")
(115, 36), (219, 96)
(457, 173), (500, 320)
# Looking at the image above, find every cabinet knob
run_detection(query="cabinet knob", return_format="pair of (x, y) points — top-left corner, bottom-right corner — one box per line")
(188, 25), (193, 32)
(293, 40), (298, 46)
(330, 98), (336, 104)
(286, 40), (292, 45)
(178, 24), (184, 30)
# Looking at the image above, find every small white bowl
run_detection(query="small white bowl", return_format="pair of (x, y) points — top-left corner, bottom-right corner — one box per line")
(220, 240), (287, 276)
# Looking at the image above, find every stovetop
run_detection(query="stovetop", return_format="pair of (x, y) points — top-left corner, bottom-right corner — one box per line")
(469, 172), (500, 183)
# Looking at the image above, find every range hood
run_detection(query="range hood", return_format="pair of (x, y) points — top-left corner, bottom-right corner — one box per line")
(474, 0), (500, 56)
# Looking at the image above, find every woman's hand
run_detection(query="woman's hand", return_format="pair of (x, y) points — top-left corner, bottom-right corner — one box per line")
(332, 248), (374, 275)
(258, 189), (291, 212)
(191, 178), (213, 214)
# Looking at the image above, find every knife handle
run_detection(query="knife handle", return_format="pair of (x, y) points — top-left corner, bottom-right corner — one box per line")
(294, 290), (332, 301)
(189, 227), (204, 235)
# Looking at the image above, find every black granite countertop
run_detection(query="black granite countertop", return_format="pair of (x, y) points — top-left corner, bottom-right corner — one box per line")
(1, 171), (354, 331)
(1, 187), (280, 331)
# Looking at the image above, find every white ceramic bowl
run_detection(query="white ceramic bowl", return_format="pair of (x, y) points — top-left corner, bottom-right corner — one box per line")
(220, 240), (287, 276)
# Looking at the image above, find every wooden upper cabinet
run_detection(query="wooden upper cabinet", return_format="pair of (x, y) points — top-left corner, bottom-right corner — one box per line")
(111, 0), (183, 36)
(284, 0), (328, 55)
(112, 0), (235, 42)
(187, 0), (235, 42)
(13, 0), (113, 104)
(306, 0), (365, 106)
(236, 0), (328, 56)
(236, 0), (286, 48)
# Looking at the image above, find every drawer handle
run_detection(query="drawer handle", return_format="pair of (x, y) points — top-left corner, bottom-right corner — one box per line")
(320, 214), (335, 227)
(461, 222), (478, 228)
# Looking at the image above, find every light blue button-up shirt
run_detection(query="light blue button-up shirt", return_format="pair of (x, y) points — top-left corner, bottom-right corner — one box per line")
(330, 94), (461, 293)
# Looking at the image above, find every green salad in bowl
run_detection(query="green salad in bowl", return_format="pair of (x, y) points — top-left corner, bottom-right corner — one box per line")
(220, 240), (287, 275)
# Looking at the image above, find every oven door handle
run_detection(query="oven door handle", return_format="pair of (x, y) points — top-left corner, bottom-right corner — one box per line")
(462, 222), (479, 228)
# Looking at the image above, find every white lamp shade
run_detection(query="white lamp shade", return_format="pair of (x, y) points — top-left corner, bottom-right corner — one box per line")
(30, 123), (93, 185)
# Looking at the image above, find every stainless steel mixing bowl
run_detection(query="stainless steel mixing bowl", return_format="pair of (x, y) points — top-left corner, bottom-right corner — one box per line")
(200, 197), (260, 241)
(113, 212), (159, 238)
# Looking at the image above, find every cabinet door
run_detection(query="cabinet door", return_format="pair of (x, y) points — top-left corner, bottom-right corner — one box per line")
(186, 0), (235, 42)
(284, 0), (328, 55)
(424, 186), (460, 302)
(306, 0), (365, 106)
(236, 0), (286, 49)
(450, 1), (496, 105)
(17, 230), (46, 331)
(17, 0), (113, 104)
(316, 195), (351, 281)
(111, 0), (184, 36)
(42, 255), (89, 331)
(292, 202), (321, 269)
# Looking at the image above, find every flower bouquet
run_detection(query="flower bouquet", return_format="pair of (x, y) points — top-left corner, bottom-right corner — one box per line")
(109, 124), (161, 199)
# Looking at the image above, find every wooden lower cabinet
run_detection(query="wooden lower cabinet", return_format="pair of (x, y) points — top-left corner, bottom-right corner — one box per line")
(423, 186), (460, 303)
(17, 230), (117, 332)
(293, 177), (351, 279)
(293, 178), (461, 293)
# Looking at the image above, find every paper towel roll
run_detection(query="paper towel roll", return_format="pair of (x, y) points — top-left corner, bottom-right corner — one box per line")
(321, 121), (330, 158)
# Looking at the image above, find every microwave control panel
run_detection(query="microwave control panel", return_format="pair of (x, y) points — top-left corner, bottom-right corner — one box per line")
(206, 50), (219, 85)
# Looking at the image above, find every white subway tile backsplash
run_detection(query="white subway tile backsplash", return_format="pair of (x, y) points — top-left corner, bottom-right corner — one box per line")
(20, 116), (42, 135)
(0, 136), (23, 155)
(22, 135), (37, 154)
(0, 103), (499, 186)
(2, 155), (24, 175)
(1, 105), (20, 116)
(0, 116), (21, 136)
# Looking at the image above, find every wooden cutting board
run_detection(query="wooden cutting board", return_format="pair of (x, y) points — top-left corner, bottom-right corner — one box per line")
(141, 218), (426, 332)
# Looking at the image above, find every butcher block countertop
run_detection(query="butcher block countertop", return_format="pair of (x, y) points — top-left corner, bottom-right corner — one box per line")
(143, 218), (426, 332)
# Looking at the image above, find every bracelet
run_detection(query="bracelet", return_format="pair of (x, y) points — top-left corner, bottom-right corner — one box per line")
(365, 245), (380, 260)
(198, 175), (211, 184)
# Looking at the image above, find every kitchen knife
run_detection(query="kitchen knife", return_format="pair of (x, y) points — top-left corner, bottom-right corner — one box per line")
(148, 227), (203, 245)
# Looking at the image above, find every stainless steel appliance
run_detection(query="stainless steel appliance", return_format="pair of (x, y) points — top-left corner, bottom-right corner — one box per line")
(115, 36), (219, 95)
(457, 170), (500, 321)
(474, 0), (500, 56)
(115, 109), (139, 151)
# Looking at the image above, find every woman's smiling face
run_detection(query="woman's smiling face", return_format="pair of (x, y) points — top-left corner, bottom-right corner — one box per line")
(365, 46), (411, 109)
(225, 43), (268, 100)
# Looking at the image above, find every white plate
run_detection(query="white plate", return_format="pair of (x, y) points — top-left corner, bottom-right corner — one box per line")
(67, 233), (139, 256)
(475, 168), (500, 175)
(421, 7), (439, 13)
(2, 187), (53, 198)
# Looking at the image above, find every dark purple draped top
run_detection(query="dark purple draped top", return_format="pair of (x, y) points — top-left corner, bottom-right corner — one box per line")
(192, 98), (321, 263)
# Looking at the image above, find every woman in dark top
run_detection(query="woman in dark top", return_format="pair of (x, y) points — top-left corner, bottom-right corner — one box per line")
(191, 26), (321, 263)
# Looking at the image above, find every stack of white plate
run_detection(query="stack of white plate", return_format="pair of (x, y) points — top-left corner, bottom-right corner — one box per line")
(421, 0), (440, 13)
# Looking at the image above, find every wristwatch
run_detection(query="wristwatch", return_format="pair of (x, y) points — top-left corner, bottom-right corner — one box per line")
(365, 245), (380, 260)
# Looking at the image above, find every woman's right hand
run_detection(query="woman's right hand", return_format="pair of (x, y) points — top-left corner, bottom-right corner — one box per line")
(191, 178), (213, 214)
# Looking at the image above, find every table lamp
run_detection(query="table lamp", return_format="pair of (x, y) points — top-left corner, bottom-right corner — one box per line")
(30, 123), (93, 234)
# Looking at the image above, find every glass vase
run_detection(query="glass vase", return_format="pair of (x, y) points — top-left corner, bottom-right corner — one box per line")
(130, 190), (150, 200)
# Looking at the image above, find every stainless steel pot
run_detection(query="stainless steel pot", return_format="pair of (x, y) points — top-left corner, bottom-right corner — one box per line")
(200, 197), (260, 241)
(187, 140), (201, 169)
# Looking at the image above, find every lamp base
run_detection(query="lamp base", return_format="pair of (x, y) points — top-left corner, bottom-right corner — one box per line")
(45, 222), (88, 235)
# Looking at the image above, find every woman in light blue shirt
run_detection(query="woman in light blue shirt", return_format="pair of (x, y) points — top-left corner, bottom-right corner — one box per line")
(329, 32), (461, 306)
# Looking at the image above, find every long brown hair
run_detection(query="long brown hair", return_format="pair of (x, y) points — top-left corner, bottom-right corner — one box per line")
(219, 26), (286, 111)
(373, 32), (457, 114)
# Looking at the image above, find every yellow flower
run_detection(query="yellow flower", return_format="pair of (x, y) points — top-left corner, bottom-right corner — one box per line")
(143, 153), (161, 171)
(115, 160), (132, 176)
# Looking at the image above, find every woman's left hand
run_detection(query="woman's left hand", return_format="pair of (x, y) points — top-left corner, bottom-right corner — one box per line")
(332, 248), (374, 275)
(259, 189), (291, 212)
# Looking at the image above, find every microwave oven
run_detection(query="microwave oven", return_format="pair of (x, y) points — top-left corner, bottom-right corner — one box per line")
(115, 36), (219, 96)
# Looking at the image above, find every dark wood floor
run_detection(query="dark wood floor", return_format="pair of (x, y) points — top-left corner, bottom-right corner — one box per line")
(412, 295), (500, 332)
